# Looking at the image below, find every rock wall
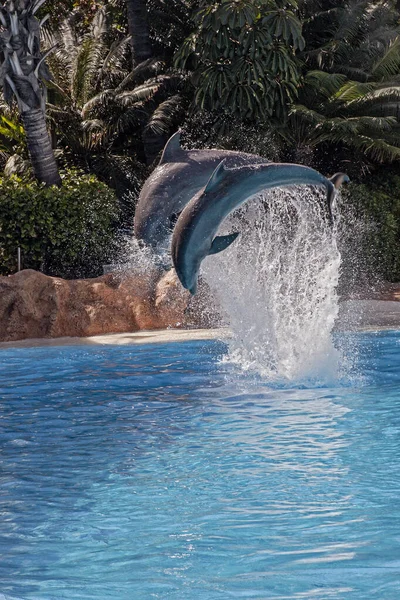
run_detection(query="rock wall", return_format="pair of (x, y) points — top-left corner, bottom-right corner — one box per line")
(1, 269), (399, 343)
(0, 268), (206, 342)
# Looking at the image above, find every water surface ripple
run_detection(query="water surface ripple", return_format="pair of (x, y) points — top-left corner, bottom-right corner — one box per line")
(0, 332), (400, 599)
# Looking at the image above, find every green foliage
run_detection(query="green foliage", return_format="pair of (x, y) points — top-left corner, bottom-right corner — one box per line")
(38, 1), (102, 29)
(176, 0), (304, 125)
(106, 0), (192, 60)
(0, 113), (26, 168)
(284, 0), (400, 166)
(146, 0), (192, 60)
(45, 6), (187, 167)
(0, 0), (398, 283)
(342, 173), (400, 282)
(0, 115), (25, 150)
(0, 170), (119, 278)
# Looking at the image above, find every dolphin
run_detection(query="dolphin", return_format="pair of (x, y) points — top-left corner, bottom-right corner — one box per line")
(171, 161), (349, 294)
(134, 131), (268, 251)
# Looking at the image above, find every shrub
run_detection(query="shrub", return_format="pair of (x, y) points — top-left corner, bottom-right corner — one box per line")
(0, 170), (119, 279)
(340, 174), (400, 284)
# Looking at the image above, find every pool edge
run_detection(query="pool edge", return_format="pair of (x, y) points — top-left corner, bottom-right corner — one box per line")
(1, 325), (400, 350)
(0, 328), (231, 350)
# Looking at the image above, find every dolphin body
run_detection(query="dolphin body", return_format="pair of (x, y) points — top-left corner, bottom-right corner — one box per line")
(134, 131), (268, 251)
(171, 161), (349, 294)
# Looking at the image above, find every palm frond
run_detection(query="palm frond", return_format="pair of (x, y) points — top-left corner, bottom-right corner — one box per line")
(371, 36), (400, 81)
(81, 118), (107, 133)
(81, 118), (108, 150)
(81, 90), (116, 118)
(365, 2), (399, 37)
(96, 35), (132, 88)
(46, 78), (72, 103)
(343, 85), (400, 117)
(115, 58), (165, 93)
(91, 7), (108, 40)
(118, 83), (161, 106)
(284, 0), (400, 166)
(284, 105), (328, 146)
(350, 115), (397, 131)
(334, 81), (376, 103)
(333, 1), (368, 42)
(72, 36), (106, 104)
(361, 102), (400, 118)
(68, 8), (112, 104)
(289, 104), (326, 125)
(52, 17), (78, 74)
(114, 107), (146, 136)
(46, 103), (77, 117)
(334, 64), (370, 82)
(145, 94), (183, 135)
(320, 117), (360, 143)
(350, 135), (400, 163)
(303, 71), (347, 97)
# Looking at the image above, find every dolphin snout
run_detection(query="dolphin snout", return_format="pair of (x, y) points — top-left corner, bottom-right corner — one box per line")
(188, 280), (198, 295)
(330, 172), (350, 189)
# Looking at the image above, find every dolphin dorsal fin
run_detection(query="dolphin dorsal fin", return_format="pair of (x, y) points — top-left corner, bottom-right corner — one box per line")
(208, 232), (239, 255)
(159, 131), (184, 165)
(204, 159), (228, 193)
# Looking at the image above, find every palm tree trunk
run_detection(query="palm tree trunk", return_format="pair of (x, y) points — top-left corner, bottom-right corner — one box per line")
(21, 109), (61, 187)
(126, 0), (152, 64)
(0, 1), (62, 187)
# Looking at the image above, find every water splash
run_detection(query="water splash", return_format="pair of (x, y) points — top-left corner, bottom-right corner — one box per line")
(203, 187), (342, 382)
(112, 236), (164, 275)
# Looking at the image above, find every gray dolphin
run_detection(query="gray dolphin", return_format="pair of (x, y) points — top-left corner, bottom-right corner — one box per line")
(171, 161), (349, 294)
(134, 131), (268, 251)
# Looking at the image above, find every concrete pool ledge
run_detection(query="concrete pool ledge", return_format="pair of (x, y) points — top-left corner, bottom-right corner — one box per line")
(0, 324), (399, 351)
(1, 300), (400, 349)
(0, 328), (231, 350)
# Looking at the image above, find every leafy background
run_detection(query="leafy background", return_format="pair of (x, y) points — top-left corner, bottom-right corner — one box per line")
(0, 0), (399, 282)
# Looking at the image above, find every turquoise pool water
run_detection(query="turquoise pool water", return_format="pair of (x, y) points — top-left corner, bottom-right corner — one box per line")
(1, 332), (400, 599)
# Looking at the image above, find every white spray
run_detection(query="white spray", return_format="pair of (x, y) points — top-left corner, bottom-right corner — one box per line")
(203, 187), (342, 382)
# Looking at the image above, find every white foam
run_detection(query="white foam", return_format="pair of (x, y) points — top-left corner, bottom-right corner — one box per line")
(203, 187), (342, 382)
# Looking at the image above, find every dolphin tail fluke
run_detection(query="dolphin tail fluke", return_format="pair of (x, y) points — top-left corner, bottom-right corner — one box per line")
(327, 172), (350, 224)
(208, 232), (239, 255)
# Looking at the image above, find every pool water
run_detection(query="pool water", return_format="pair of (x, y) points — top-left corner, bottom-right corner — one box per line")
(1, 332), (400, 599)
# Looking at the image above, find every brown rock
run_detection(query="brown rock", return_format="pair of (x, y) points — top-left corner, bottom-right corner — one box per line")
(154, 269), (191, 327)
(0, 270), (57, 340)
(0, 268), (195, 342)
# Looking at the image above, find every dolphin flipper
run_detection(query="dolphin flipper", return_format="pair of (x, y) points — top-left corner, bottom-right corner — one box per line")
(208, 232), (240, 255)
